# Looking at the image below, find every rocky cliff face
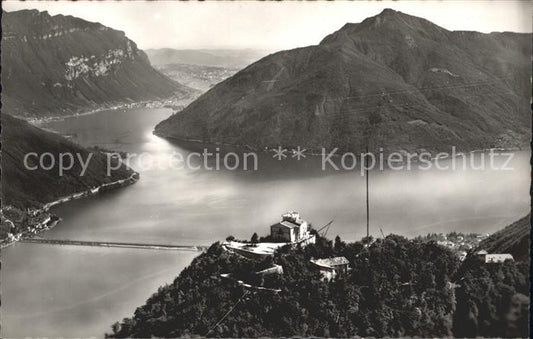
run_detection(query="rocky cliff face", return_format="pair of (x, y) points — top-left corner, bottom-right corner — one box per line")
(155, 9), (531, 154)
(2, 10), (193, 117)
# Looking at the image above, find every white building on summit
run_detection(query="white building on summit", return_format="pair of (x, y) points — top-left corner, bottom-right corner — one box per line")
(270, 211), (315, 244)
(223, 211), (316, 259)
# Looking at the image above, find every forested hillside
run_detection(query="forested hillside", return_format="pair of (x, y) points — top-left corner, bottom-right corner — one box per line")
(1, 114), (134, 209)
(453, 253), (529, 337)
(109, 216), (529, 338)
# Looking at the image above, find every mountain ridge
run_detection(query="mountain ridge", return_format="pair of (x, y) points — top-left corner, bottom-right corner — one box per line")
(154, 9), (531, 154)
(1, 9), (194, 118)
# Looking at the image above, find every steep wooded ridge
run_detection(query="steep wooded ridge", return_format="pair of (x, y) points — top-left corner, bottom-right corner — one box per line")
(155, 9), (531, 153)
(1, 9), (193, 117)
(1, 114), (134, 209)
(479, 214), (530, 262)
(109, 218), (529, 338)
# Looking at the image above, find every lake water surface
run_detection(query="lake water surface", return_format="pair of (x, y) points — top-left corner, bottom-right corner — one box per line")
(2, 108), (530, 337)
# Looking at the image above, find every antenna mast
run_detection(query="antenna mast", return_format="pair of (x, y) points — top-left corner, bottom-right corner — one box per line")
(365, 143), (369, 238)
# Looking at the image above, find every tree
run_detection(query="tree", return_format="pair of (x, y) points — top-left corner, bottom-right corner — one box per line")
(361, 235), (374, 245)
(111, 322), (121, 335)
(251, 232), (259, 244)
(334, 235), (346, 253)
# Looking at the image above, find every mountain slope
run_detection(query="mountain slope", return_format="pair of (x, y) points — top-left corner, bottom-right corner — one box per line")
(154, 9), (531, 153)
(1, 114), (134, 209)
(479, 214), (530, 262)
(1, 10), (193, 117)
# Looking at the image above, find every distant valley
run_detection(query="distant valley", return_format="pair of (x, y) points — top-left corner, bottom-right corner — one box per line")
(145, 48), (270, 69)
(146, 48), (272, 92)
(154, 63), (238, 92)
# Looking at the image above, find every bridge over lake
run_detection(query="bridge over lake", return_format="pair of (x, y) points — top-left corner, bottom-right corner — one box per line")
(21, 238), (208, 252)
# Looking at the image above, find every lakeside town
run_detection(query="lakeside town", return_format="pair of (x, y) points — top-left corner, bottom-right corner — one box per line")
(0, 172), (139, 248)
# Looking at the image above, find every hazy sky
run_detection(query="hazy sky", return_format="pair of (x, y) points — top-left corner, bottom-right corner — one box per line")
(3, 1), (531, 51)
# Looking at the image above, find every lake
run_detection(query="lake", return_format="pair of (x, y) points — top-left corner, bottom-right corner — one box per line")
(1, 107), (530, 337)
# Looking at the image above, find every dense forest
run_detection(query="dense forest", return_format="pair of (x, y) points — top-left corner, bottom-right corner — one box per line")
(453, 255), (529, 337)
(108, 223), (529, 337)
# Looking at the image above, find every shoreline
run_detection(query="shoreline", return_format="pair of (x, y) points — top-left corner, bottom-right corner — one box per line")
(24, 100), (158, 125)
(153, 132), (526, 162)
(24, 95), (198, 125)
(1, 172), (140, 249)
